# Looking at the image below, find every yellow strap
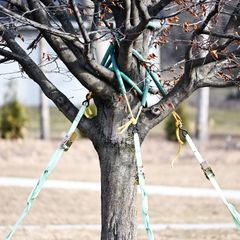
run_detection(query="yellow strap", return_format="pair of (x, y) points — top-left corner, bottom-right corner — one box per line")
(84, 91), (97, 119)
(86, 91), (93, 101)
(171, 111), (184, 167)
(84, 104), (97, 119)
(118, 94), (139, 133)
(118, 117), (137, 134)
(123, 94), (134, 119)
(135, 106), (143, 122)
(118, 97), (144, 134)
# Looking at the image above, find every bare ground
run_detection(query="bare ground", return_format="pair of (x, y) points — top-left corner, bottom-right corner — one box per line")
(0, 135), (240, 239)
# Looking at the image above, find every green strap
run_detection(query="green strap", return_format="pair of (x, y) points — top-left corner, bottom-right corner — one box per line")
(108, 66), (143, 97)
(105, 58), (112, 69)
(208, 173), (240, 230)
(103, 46), (166, 99)
(111, 52), (126, 94)
(142, 74), (150, 107)
(120, 71), (143, 97)
(4, 102), (88, 240)
(185, 133), (240, 231)
(148, 70), (166, 97)
(132, 49), (166, 96)
(134, 131), (155, 240)
(101, 44), (114, 66)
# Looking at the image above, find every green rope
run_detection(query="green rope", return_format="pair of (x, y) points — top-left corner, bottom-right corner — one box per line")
(4, 102), (88, 240)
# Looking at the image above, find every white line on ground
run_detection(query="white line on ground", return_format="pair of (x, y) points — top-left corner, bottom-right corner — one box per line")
(0, 177), (240, 199)
(0, 223), (236, 231)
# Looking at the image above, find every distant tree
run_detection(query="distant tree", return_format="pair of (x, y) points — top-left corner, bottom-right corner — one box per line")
(0, 0), (239, 239)
(0, 98), (27, 139)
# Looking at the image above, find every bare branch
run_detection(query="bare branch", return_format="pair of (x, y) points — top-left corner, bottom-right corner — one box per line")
(40, 0), (76, 34)
(22, 0), (116, 99)
(69, 0), (91, 52)
(130, 1), (140, 26)
(148, 0), (175, 17)
(134, 0), (150, 22)
(117, 0), (174, 71)
(202, 30), (240, 41)
(123, 0), (131, 30)
(0, 58), (12, 64)
(196, 76), (240, 88)
(189, 46), (240, 69)
(0, 24), (98, 139)
(39, 0), (116, 88)
(118, 10), (150, 71)
(184, 0), (221, 62)
(140, 73), (195, 133)
(0, 4), (84, 46)
(7, 0), (29, 12)
(0, 47), (25, 62)
(194, 0), (221, 36)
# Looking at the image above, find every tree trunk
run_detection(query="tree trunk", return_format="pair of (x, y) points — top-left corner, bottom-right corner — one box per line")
(92, 100), (139, 239)
(96, 140), (138, 240)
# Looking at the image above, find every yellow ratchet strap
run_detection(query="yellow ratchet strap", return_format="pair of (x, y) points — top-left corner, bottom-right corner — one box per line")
(171, 111), (184, 167)
(118, 94), (139, 133)
(118, 117), (137, 134)
(84, 92), (97, 119)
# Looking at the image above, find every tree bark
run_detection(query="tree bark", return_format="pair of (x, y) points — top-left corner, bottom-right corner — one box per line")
(97, 141), (138, 240)
(92, 102), (139, 240)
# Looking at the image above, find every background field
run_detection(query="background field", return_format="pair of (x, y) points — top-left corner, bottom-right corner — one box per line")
(0, 88), (240, 239)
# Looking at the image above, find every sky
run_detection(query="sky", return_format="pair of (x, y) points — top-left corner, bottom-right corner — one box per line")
(0, 34), (88, 106)
(0, 30), (161, 107)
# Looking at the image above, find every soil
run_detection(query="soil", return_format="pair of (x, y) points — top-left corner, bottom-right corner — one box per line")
(0, 135), (240, 239)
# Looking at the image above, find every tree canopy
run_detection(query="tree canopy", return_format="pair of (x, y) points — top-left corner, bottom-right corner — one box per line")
(0, 1), (240, 239)
(0, 1), (239, 141)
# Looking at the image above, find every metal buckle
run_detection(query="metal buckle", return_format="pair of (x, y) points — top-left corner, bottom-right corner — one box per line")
(200, 161), (215, 180)
(61, 132), (78, 151)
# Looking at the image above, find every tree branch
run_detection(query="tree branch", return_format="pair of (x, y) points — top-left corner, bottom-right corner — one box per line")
(7, 0), (30, 12)
(0, 47), (25, 62)
(188, 46), (240, 69)
(0, 24), (98, 139)
(117, 0), (174, 71)
(134, 0), (150, 22)
(148, 0), (175, 17)
(69, 0), (91, 53)
(194, 0), (220, 36)
(0, 4), (84, 44)
(185, 0), (221, 62)
(123, 0), (131, 30)
(40, 0), (116, 88)
(21, 0), (116, 100)
(195, 76), (240, 89)
(140, 73), (195, 135)
(118, 2), (151, 72)
(40, 0), (76, 34)
(202, 30), (240, 41)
